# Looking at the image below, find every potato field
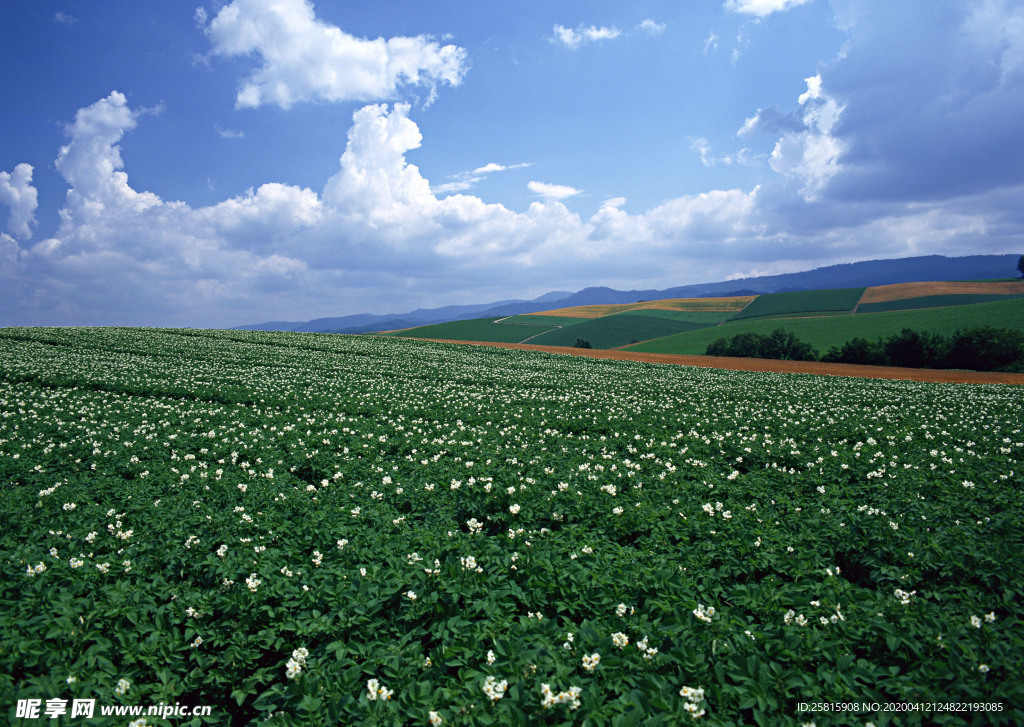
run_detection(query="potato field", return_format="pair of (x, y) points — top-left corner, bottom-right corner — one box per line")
(1, 327), (1021, 726)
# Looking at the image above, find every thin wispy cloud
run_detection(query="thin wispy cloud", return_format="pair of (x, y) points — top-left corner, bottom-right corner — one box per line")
(216, 126), (245, 140)
(552, 24), (622, 49)
(638, 19), (667, 36)
(433, 162), (532, 195)
(724, 0), (815, 17)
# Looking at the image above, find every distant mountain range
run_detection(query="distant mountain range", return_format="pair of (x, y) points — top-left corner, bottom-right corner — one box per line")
(234, 253), (1021, 334)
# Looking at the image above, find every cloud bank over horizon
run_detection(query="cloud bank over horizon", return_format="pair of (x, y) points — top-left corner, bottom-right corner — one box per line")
(1, 0), (1023, 327)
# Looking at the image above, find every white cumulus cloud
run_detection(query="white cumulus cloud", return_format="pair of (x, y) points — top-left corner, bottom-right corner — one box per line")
(0, 163), (39, 239)
(767, 75), (846, 200)
(7, 83), (1021, 328)
(202, 0), (467, 108)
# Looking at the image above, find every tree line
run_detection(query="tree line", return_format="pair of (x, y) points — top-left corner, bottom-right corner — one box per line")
(705, 326), (1024, 372)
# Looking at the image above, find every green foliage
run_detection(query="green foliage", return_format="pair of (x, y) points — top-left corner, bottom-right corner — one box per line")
(821, 326), (1024, 372)
(882, 328), (949, 369)
(820, 337), (887, 366)
(948, 326), (1024, 372)
(572, 338), (592, 349)
(1018, 255), (1024, 279)
(2, 327), (1023, 726)
(706, 329), (818, 361)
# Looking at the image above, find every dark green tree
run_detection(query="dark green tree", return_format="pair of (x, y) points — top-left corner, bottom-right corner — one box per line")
(948, 327), (1024, 371)
(883, 328), (948, 369)
(822, 337), (886, 366)
(572, 338), (592, 349)
(1017, 254), (1024, 278)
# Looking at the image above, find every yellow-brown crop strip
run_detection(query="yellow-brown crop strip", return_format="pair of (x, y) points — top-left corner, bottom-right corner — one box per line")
(525, 296), (757, 318)
(859, 280), (1024, 304)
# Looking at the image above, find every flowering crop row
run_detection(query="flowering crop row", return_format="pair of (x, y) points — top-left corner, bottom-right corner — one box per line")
(1, 326), (1023, 726)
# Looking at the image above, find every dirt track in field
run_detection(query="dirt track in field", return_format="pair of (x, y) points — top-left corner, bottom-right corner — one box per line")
(411, 338), (1024, 385)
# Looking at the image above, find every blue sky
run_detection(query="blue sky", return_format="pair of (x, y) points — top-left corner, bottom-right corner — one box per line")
(1, 0), (1022, 327)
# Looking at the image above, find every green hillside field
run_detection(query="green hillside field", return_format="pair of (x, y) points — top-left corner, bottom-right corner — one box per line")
(728, 287), (865, 321)
(857, 293), (1024, 314)
(386, 311), (735, 348)
(380, 317), (556, 343)
(523, 313), (716, 349)
(625, 297), (1024, 356)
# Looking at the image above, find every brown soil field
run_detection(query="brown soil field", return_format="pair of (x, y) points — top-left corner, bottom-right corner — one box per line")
(413, 338), (1024, 385)
(859, 280), (1024, 304)
(526, 296), (756, 319)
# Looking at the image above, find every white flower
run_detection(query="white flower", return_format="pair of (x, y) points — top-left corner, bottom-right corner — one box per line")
(540, 683), (582, 710)
(612, 506), (624, 515)
(428, 711), (443, 725)
(114, 678), (131, 696)
(486, 649), (495, 664)
(482, 675), (508, 701)
(692, 604), (715, 623)
(509, 504), (521, 515)
(894, 589), (916, 605)
(407, 590), (417, 601)
(366, 678), (393, 701)
(679, 685), (704, 702)
(581, 652), (600, 671)
(246, 573), (261, 592)
(978, 664), (990, 673)
(190, 636), (203, 648)
(612, 632), (629, 649)
(985, 612), (997, 623)
(971, 615), (982, 628)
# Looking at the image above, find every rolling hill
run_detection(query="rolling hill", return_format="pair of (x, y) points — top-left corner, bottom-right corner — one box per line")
(236, 253), (1020, 333)
(387, 279), (1024, 359)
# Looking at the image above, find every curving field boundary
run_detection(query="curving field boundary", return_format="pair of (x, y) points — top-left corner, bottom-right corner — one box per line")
(404, 338), (1024, 385)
